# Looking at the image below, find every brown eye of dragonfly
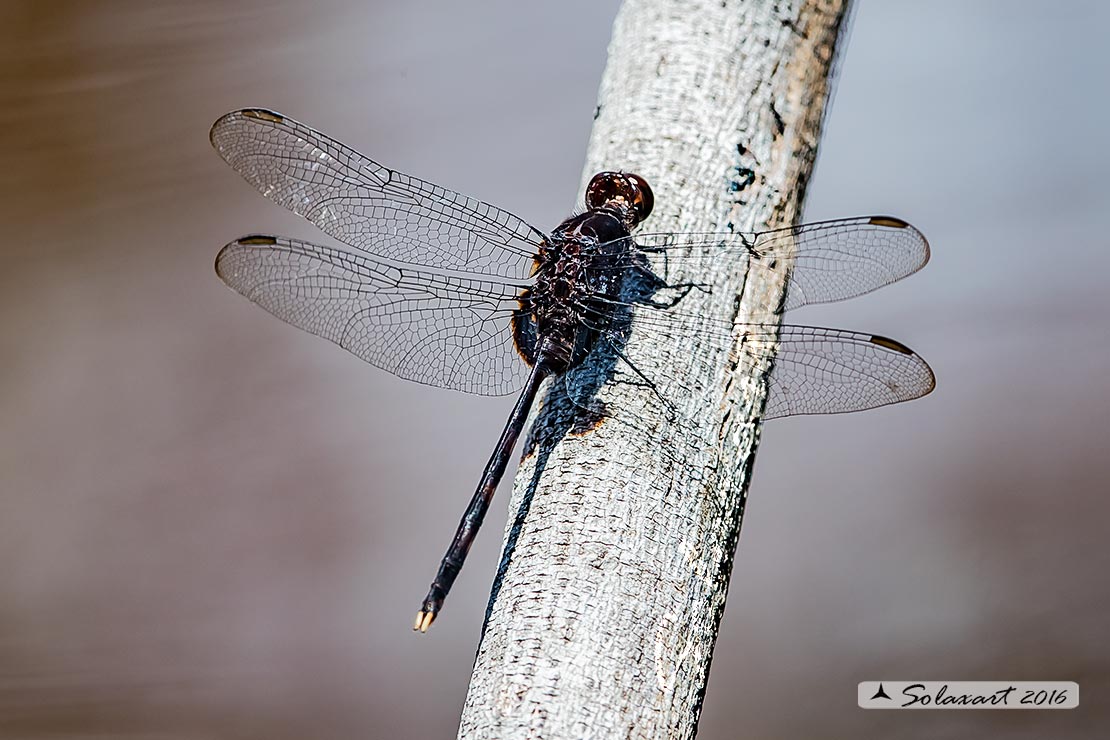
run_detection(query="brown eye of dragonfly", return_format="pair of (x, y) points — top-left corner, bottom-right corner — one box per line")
(584, 171), (654, 226)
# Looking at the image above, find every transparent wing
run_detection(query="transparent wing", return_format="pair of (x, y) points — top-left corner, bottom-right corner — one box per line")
(599, 216), (929, 311)
(564, 298), (934, 429)
(216, 235), (530, 396)
(762, 325), (936, 419)
(210, 108), (546, 279)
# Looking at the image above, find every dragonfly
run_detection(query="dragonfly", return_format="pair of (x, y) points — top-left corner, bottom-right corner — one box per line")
(210, 109), (935, 632)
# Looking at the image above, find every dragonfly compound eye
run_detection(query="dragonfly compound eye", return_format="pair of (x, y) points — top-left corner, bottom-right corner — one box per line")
(585, 171), (654, 227)
(625, 173), (654, 224)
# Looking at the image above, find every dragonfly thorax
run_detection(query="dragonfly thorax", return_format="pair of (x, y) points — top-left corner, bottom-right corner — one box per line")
(513, 210), (635, 375)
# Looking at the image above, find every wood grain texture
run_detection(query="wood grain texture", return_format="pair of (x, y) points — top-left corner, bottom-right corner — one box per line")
(460, 1), (851, 738)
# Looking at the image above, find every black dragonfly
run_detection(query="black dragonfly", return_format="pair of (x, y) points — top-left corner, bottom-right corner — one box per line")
(210, 109), (935, 632)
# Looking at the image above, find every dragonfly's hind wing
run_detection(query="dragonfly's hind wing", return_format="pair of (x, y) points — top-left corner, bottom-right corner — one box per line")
(211, 109), (546, 280)
(760, 325), (935, 419)
(561, 303), (934, 438)
(216, 235), (530, 396)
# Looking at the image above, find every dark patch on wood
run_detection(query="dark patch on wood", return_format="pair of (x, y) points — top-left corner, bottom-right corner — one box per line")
(770, 102), (785, 135)
(569, 403), (607, 435)
(729, 166), (756, 193)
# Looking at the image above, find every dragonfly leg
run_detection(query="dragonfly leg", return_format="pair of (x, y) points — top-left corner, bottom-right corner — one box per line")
(607, 342), (675, 412)
(643, 281), (712, 309)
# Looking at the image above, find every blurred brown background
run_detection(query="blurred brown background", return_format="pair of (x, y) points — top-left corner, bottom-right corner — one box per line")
(1, 1), (1107, 738)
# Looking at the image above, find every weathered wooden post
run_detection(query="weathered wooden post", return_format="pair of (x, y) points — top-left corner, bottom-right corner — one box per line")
(460, 1), (853, 737)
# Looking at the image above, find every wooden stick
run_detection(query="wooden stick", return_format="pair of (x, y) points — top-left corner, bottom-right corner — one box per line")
(461, 1), (852, 737)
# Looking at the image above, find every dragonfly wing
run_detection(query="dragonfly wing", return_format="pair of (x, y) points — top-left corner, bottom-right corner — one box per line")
(623, 215), (929, 311)
(211, 109), (546, 279)
(768, 217), (930, 310)
(216, 235), (530, 396)
(762, 325), (936, 419)
(563, 300), (934, 429)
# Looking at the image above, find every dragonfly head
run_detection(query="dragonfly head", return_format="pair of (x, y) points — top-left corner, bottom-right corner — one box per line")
(585, 171), (654, 229)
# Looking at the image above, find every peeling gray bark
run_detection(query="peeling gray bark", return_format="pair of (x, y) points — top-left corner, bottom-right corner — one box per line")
(459, 1), (851, 738)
